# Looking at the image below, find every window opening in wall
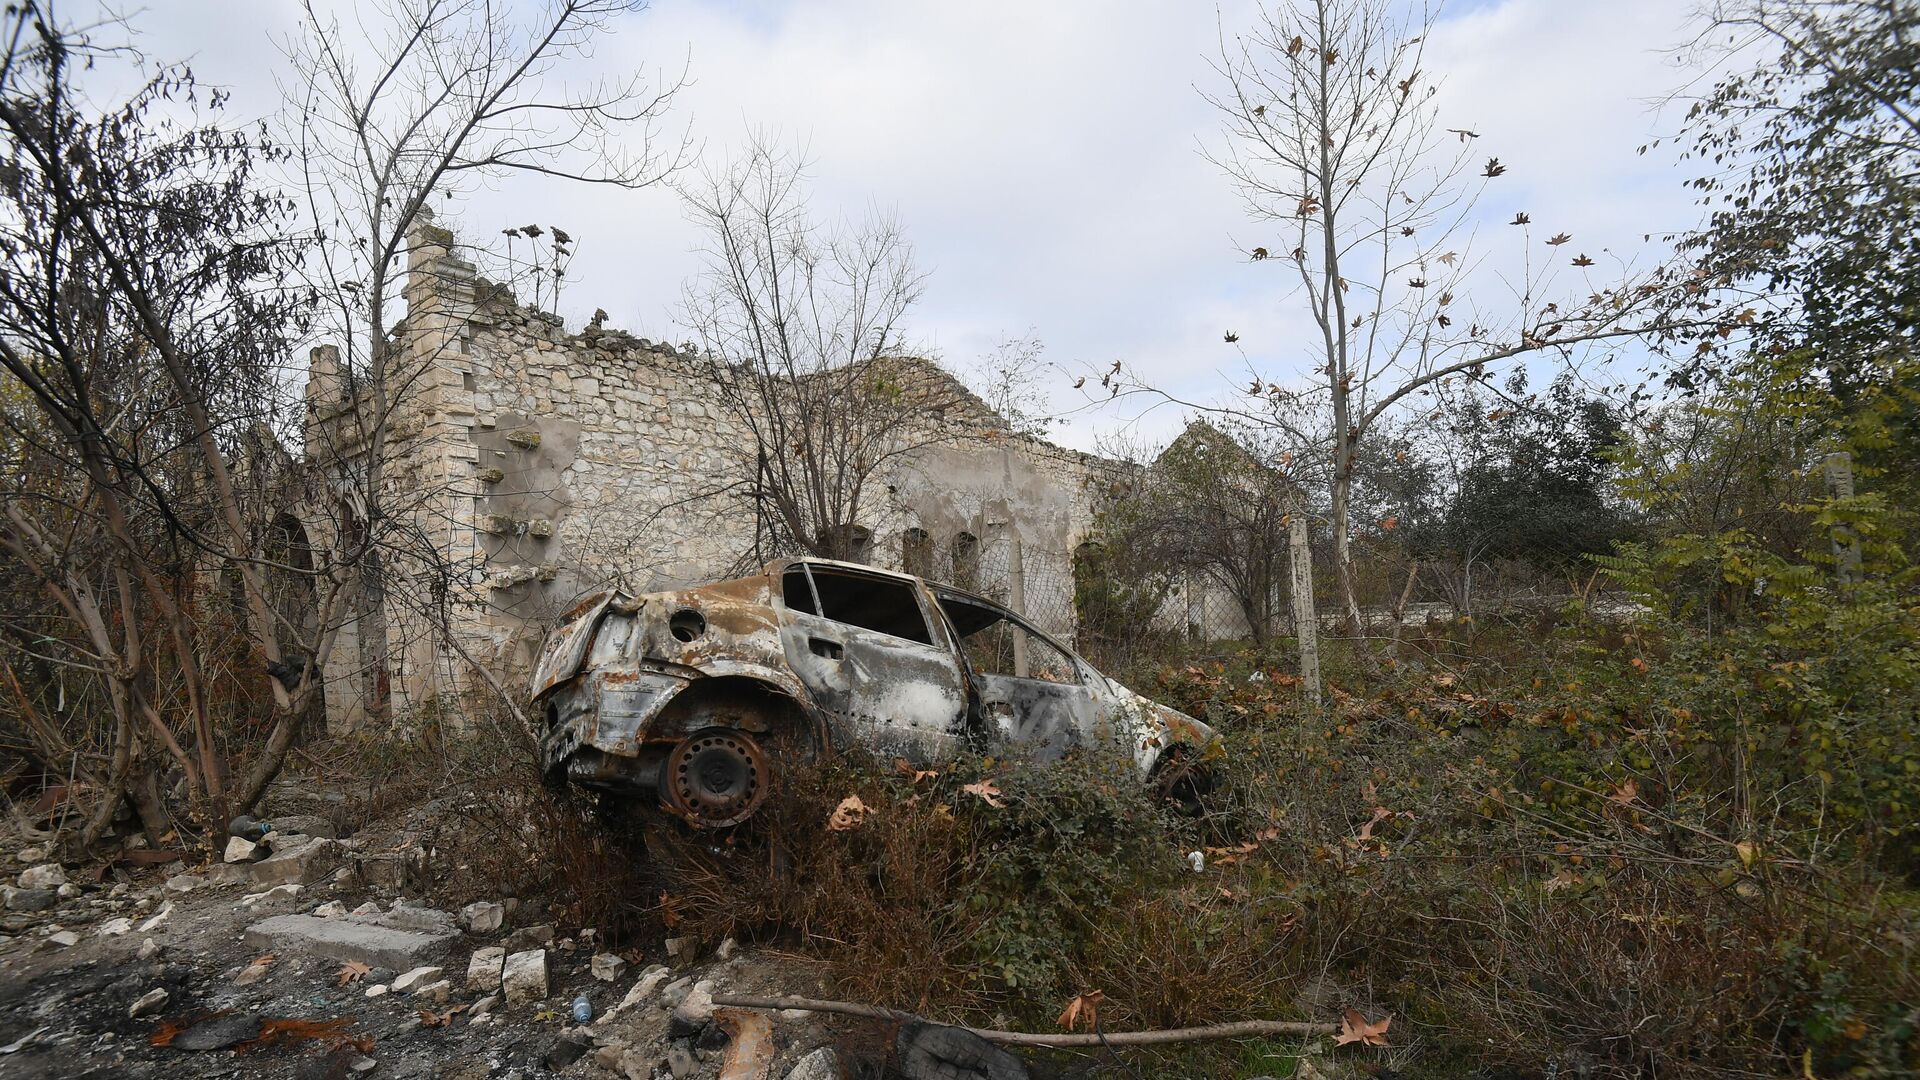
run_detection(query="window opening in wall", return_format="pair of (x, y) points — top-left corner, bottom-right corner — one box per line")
(462, 371), (476, 391)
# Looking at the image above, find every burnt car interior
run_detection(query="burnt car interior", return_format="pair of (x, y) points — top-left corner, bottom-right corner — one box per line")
(935, 594), (1080, 685)
(781, 565), (934, 645)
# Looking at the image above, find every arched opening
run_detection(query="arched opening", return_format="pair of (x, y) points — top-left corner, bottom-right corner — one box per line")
(951, 531), (980, 591)
(901, 526), (933, 578)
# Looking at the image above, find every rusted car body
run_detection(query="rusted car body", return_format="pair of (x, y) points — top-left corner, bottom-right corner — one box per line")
(531, 558), (1217, 828)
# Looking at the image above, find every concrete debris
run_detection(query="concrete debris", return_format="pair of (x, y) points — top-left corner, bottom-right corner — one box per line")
(17, 864), (66, 889)
(664, 936), (697, 963)
(716, 936), (738, 960)
(204, 864), (252, 887)
(667, 1043), (698, 1079)
(137, 901), (172, 933)
(351, 901), (381, 916)
(413, 979), (452, 1003)
(249, 837), (345, 887)
(313, 900), (349, 918)
(16, 847), (45, 864)
(223, 837), (261, 864)
(379, 900), (457, 934)
(6, 888), (56, 913)
(504, 923), (555, 951)
(501, 948), (548, 1004)
(56, 883), (78, 899)
(356, 847), (426, 890)
(268, 814), (340, 839)
(349, 1055), (377, 1073)
(128, 988), (169, 1018)
(391, 966), (444, 993)
(590, 952), (628, 982)
(461, 900), (505, 934)
(469, 994), (499, 1018)
(136, 937), (161, 961)
(244, 913), (458, 970)
(46, 930), (78, 948)
(232, 959), (272, 986)
(238, 883), (303, 909)
(365, 984), (390, 999)
(466, 946), (507, 991)
(785, 1047), (841, 1080)
(164, 874), (203, 893)
(669, 979), (715, 1030)
(97, 917), (133, 937)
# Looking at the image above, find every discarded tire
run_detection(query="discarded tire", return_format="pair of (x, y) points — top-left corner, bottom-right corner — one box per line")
(895, 1021), (1030, 1080)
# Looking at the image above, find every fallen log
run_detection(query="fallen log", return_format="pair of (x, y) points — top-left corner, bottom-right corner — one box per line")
(709, 994), (1337, 1047)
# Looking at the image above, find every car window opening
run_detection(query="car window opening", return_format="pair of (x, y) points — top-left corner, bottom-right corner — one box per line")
(790, 566), (933, 645)
(937, 595), (1079, 686)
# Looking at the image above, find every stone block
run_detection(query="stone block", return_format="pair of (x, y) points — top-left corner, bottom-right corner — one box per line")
(249, 837), (344, 886)
(461, 901), (504, 934)
(391, 965), (444, 993)
(466, 946), (507, 991)
(244, 914), (457, 970)
(501, 948), (548, 1004)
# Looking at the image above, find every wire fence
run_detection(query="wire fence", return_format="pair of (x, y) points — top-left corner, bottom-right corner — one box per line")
(891, 525), (1639, 679)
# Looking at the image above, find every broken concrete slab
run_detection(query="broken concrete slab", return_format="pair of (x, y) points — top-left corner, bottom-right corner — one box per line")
(244, 914), (457, 970)
(590, 953), (627, 982)
(224, 837), (261, 863)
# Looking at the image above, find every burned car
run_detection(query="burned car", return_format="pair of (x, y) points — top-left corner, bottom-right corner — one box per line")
(532, 558), (1217, 827)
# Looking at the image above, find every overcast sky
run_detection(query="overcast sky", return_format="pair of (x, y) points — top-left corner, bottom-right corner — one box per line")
(91, 0), (1708, 451)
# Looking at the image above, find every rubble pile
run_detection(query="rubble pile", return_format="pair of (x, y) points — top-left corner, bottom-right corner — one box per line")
(0, 797), (970, 1080)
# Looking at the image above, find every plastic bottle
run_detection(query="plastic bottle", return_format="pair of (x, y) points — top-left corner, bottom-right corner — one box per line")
(571, 993), (593, 1023)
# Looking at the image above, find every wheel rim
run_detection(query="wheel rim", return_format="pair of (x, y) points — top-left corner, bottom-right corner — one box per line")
(664, 727), (769, 827)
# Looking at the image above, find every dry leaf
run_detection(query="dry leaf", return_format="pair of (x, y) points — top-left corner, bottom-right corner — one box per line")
(418, 1003), (467, 1028)
(336, 960), (371, 986)
(1335, 1008), (1392, 1047)
(1354, 807), (1394, 843)
(962, 780), (1007, 808)
(1607, 779), (1640, 807)
(892, 758), (938, 783)
(827, 795), (872, 831)
(1056, 990), (1105, 1032)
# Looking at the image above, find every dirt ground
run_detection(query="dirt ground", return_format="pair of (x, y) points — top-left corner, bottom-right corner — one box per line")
(0, 803), (884, 1080)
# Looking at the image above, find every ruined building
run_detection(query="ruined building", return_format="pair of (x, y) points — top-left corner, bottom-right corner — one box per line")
(299, 215), (1267, 733)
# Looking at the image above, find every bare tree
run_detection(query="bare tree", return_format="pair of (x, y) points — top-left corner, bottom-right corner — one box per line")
(0, 5), (326, 844)
(284, 0), (685, 731)
(680, 138), (967, 563)
(1118, 0), (1706, 634)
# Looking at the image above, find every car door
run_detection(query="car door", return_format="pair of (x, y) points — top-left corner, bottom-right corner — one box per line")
(776, 562), (969, 760)
(933, 590), (1110, 761)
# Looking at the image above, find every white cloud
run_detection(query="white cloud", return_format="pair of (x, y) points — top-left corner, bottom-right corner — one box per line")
(77, 0), (1707, 450)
